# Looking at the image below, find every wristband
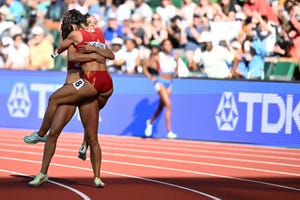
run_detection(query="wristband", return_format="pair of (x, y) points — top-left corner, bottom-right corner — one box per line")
(51, 50), (59, 58)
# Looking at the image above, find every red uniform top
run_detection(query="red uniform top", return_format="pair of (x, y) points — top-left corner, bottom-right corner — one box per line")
(67, 28), (105, 70)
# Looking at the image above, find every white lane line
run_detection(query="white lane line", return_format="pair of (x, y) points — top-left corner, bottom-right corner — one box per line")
(0, 169), (91, 200)
(3, 135), (300, 157)
(3, 137), (299, 163)
(0, 156), (221, 200)
(2, 142), (300, 167)
(103, 159), (300, 192)
(2, 144), (300, 175)
(1, 155), (300, 193)
(2, 148), (300, 177)
(103, 146), (300, 167)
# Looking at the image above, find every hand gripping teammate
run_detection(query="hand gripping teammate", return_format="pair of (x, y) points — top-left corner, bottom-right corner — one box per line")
(26, 10), (114, 187)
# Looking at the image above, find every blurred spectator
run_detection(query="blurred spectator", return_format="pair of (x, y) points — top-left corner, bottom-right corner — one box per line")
(5, 0), (25, 23)
(123, 13), (149, 48)
(43, 0), (67, 49)
(252, 12), (277, 57)
(195, 0), (215, 21)
(133, 0), (153, 24)
(67, 0), (88, 14)
(143, 39), (160, 75)
(146, 12), (168, 44)
(3, 33), (29, 69)
(83, 0), (105, 28)
(118, 38), (141, 74)
(190, 31), (235, 79)
(0, 5), (14, 36)
(156, 0), (179, 26)
(215, 0), (241, 21)
(27, 26), (54, 70)
(286, 2), (300, 61)
(104, 12), (124, 44)
(243, 0), (279, 25)
(180, 0), (197, 25)
(167, 15), (186, 57)
(106, 0), (131, 24)
(233, 34), (267, 79)
(182, 11), (210, 69)
(0, 36), (13, 68)
(107, 37), (125, 73)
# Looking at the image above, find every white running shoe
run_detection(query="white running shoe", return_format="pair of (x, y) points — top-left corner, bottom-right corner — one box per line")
(144, 120), (153, 137)
(23, 132), (48, 144)
(78, 145), (87, 161)
(167, 131), (177, 139)
(94, 177), (105, 188)
(29, 172), (48, 186)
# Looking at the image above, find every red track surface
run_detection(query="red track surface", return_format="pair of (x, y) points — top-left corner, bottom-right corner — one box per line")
(1, 128), (300, 200)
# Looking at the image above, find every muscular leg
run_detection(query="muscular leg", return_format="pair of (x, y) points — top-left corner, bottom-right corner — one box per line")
(97, 88), (113, 110)
(40, 105), (76, 174)
(150, 85), (172, 132)
(38, 81), (97, 137)
(78, 88), (113, 160)
(79, 98), (101, 178)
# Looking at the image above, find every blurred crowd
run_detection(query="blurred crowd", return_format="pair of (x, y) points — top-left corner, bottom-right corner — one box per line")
(0, 0), (300, 80)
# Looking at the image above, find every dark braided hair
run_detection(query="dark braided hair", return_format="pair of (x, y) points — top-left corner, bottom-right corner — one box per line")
(60, 9), (86, 40)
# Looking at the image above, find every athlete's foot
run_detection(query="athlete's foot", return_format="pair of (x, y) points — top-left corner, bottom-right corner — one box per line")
(29, 172), (48, 186)
(94, 177), (105, 188)
(78, 145), (87, 161)
(23, 131), (48, 144)
(144, 120), (153, 137)
(167, 131), (177, 139)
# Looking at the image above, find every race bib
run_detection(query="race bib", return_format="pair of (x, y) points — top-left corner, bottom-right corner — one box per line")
(72, 79), (85, 90)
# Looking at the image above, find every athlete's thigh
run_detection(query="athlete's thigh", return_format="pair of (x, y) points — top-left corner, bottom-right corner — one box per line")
(79, 98), (99, 134)
(97, 88), (113, 110)
(49, 79), (97, 105)
(51, 105), (76, 134)
(157, 86), (171, 105)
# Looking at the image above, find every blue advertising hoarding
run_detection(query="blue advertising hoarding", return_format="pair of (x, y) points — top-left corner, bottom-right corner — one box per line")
(0, 70), (299, 148)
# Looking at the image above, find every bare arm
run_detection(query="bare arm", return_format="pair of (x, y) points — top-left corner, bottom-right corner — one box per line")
(143, 54), (159, 80)
(77, 43), (115, 60)
(68, 45), (102, 63)
(57, 31), (82, 53)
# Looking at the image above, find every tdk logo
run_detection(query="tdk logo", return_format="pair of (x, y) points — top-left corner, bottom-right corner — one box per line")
(216, 92), (300, 134)
(7, 83), (31, 117)
(216, 92), (238, 131)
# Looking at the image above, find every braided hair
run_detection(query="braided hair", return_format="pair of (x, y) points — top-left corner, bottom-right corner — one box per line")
(60, 9), (86, 40)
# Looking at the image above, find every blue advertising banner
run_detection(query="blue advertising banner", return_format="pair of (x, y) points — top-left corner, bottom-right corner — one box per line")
(0, 70), (299, 148)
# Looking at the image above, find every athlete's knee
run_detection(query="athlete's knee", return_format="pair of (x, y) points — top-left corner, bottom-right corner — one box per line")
(48, 129), (61, 138)
(48, 93), (60, 105)
(165, 101), (172, 109)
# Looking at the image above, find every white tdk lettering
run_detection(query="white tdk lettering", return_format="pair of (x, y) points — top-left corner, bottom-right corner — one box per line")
(238, 93), (300, 134)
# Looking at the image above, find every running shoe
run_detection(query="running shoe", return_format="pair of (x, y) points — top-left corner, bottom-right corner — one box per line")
(29, 172), (48, 187)
(78, 145), (87, 161)
(144, 120), (153, 137)
(23, 132), (48, 144)
(167, 131), (177, 139)
(94, 177), (105, 188)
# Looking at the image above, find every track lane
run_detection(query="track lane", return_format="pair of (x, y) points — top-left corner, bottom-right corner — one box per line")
(1, 129), (300, 200)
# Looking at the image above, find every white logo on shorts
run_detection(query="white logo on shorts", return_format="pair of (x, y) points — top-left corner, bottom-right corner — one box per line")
(7, 83), (31, 118)
(215, 92), (239, 131)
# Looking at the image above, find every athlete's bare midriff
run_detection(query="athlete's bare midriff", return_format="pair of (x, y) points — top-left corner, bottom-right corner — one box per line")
(81, 62), (107, 71)
(159, 73), (173, 80)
